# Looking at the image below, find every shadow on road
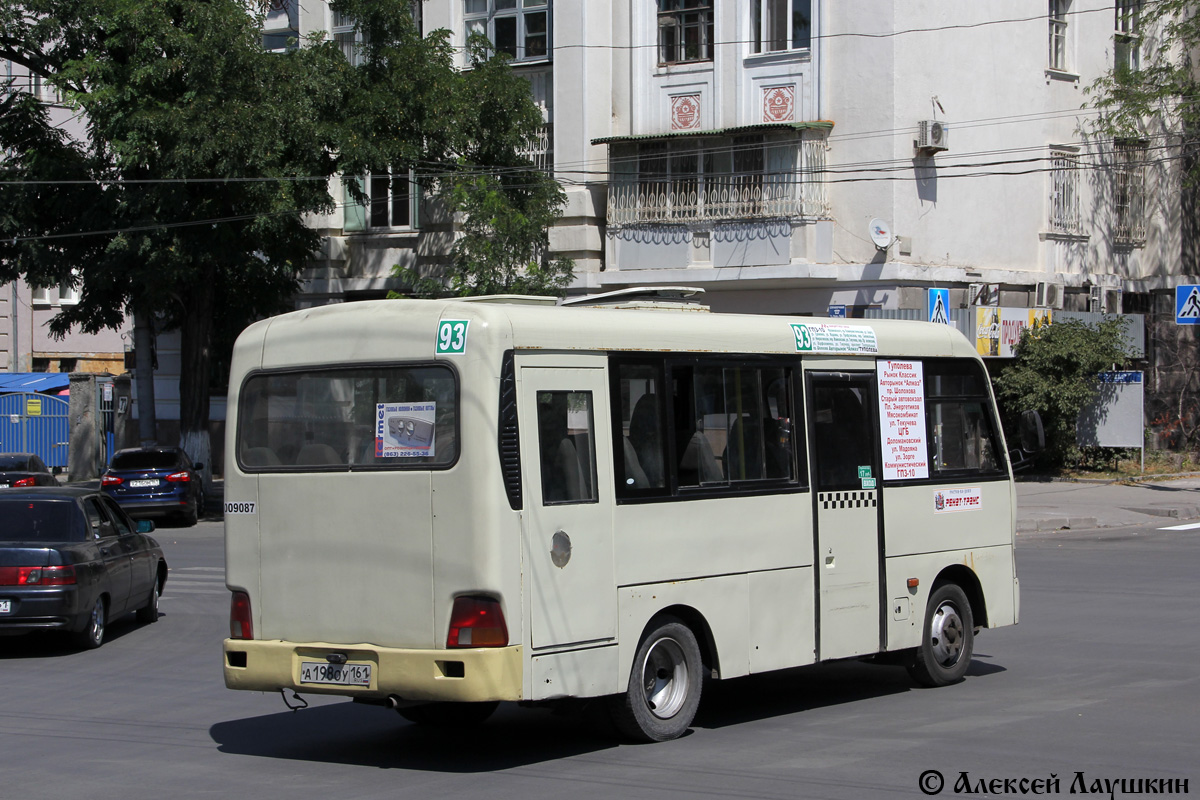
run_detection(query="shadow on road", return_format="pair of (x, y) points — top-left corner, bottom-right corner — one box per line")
(0, 611), (162, 659)
(208, 655), (1008, 769)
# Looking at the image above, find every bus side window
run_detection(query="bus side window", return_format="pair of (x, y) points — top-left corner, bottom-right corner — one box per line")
(614, 362), (667, 493)
(537, 391), (598, 505)
(924, 360), (1003, 475)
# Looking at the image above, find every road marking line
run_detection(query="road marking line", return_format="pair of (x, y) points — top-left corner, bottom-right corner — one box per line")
(1158, 522), (1200, 530)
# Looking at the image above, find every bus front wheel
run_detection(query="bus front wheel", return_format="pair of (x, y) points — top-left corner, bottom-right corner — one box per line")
(907, 583), (974, 688)
(608, 617), (703, 742)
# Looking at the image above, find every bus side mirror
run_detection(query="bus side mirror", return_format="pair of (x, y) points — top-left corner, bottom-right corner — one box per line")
(1008, 410), (1045, 472)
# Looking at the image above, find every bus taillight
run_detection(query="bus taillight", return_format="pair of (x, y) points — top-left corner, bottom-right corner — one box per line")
(447, 596), (508, 648)
(230, 591), (253, 640)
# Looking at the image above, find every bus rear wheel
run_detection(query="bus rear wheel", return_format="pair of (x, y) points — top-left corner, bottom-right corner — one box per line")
(608, 617), (703, 742)
(907, 583), (974, 688)
(396, 701), (498, 728)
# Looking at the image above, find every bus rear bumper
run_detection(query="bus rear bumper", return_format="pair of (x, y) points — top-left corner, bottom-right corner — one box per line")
(223, 639), (524, 703)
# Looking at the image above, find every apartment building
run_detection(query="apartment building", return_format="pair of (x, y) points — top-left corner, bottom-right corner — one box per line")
(294, 0), (1190, 333)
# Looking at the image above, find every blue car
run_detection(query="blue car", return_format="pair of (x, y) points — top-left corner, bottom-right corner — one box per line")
(101, 446), (206, 527)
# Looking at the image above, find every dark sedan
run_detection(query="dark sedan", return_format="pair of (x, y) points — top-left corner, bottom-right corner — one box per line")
(0, 487), (166, 649)
(0, 453), (57, 488)
(101, 446), (205, 526)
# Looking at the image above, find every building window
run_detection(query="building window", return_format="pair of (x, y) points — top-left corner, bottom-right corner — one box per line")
(465, 0), (549, 63)
(262, 0), (299, 52)
(751, 0), (811, 54)
(607, 133), (828, 226)
(658, 0), (713, 65)
(1047, 148), (1082, 235)
(1048, 0), (1070, 72)
(343, 170), (419, 233)
(30, 286), (52, 306)
(57, 280), (80, 305)
(1114, 139), (1148, 245)
(331, 10), (364, 65)
(1115, 0), (1142, 74)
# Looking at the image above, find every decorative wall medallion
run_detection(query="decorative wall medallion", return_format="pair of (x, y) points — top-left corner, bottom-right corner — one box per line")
(671, 94), (702, 131)
(762, 85), (796, 123)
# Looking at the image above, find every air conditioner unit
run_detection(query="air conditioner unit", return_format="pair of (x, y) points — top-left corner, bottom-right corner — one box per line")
(969, 282), (1000, 307)
(1088, 286), (1103, 312)
(916, 120), (950, 153)
(1035, 281), (1064, 310)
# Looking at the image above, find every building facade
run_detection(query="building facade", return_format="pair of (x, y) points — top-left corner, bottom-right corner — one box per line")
(294, 0), (1193, 330)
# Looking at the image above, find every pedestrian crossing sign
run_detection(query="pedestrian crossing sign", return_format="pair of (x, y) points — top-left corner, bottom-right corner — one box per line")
(928, 288), (950, 325)
(1177, 285), (1200, 325)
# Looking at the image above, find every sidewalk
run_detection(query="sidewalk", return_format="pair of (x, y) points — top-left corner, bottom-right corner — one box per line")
(1016, 476), (1200, 532)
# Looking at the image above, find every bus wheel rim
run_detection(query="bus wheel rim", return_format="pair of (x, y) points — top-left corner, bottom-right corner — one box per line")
(930, 601), (964, 666)
(641, 637), (689, 719)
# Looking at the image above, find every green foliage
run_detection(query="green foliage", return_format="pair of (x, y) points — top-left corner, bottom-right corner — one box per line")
(391, 37), (572, 298)
(1087, 1), (1200, 171)
(994, 317), (1133, 468)
(1, 0), (570, 444)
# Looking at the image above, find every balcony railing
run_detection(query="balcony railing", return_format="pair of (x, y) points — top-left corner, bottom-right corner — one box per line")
(606, 138), (828, 227)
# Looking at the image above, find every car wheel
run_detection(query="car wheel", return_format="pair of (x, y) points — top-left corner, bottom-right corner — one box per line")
(907, 583), (974, 688)
(396, 702), (499, 728)
(73, 596), (107, 650)
(607, 617), (703, 742)
(136, 577), (160, 624)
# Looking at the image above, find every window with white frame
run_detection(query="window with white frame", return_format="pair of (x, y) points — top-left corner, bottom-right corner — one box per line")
(750, 0), (811, 54)
(57, 278), (80, 305)
(30, 285), (52, 306)
(1048, 0), (1071, 72)
(1115, 0), (1142, 74)
(465, 0), (549, 62)
(1047, 148), (1082, 235)
(658, 0), (714, 65)
(607, 133), (828, 226)
(1113, 139), (1147, 245)
(262, 0), (299, 52)
(331, 9), (364, 65)
(343, 170), (419, 233)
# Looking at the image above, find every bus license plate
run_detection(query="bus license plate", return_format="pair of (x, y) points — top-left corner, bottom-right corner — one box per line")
(299, 661), (371, 687)
(0, 600), (11, 614)
(129, 479), (159, 488)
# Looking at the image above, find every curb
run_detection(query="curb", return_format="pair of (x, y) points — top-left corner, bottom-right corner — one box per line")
(1017, 517), (1100, 533)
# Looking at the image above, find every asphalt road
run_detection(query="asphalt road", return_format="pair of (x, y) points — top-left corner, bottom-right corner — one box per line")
(1, 517), (1196, 800)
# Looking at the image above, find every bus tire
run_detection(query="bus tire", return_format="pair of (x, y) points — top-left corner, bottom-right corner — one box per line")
(397, 701), (498, 728)
(608, 617), (703, 742)
(907, 583), (974, 688)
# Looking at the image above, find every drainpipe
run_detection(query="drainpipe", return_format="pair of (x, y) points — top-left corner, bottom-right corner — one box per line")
(133, 312), (158, 446)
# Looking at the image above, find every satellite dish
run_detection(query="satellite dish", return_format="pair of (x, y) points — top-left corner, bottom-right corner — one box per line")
(869, 218), (893, 250)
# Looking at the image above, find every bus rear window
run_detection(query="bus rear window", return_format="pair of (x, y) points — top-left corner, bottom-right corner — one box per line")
(237, 365), (457, 471)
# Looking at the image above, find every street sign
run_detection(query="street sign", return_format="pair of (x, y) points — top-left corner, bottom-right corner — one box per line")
(928, 288), (950, 324)
(1177, 285), (1200, 325)
(827, 304), (847, 318)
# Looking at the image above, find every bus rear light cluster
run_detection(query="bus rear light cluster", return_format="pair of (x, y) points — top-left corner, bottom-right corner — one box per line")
(447, 596), (508, 648)
(230, 591), (254, 639)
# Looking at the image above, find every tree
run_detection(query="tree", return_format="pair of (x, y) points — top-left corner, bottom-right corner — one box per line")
(1, 0), (568, 474)
(390, 37), (572, 298)
(993, 317), (1133, 468)
(1087, 1), (1200, 148)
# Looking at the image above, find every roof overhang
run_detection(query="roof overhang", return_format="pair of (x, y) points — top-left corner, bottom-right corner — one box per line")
(592, 121), (834, 147)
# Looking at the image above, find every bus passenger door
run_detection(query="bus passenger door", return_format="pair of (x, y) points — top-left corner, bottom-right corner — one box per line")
(807, 371), (884, 660)
(518, 364), (616, 650)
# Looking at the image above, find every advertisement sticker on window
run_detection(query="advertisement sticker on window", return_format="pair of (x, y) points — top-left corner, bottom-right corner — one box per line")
(376, 402), (436, 458)
(877, 359), (930, 481)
